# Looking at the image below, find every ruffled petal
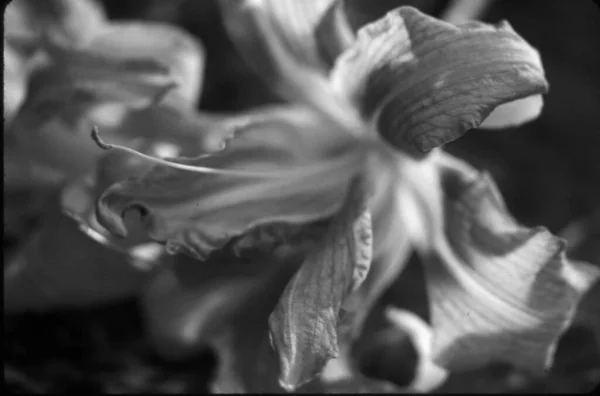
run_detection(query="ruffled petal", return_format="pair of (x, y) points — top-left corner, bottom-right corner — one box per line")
(268, 179), (372, 390)
(96, 106), (361, 260)
(413, 153), (600, 374)
(329, 6), (548, 155)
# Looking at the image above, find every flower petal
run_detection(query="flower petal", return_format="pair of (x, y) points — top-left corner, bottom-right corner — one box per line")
(4, 183), (163, 313)
(219, 0), (354, 85)
(4, 0), (106, 51)
(219, 0), (358, 124)
(329, 6), (548, 154)
(416, 153), (600, 374)
(11, 41), (176, 134)
(268, 179), (372, 390)
(479, 95), (544, 129)
(96, 106), (360, 260)
(88, 22), (205, 107)
(114, 106), (225, 158)
(339, 171), (413, 342)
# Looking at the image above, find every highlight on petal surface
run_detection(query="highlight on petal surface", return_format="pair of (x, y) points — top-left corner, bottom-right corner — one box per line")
(11, 39), (176, 134)
(3, 42), (27, 124)
(219, 0), (353, 82)
(268, 179), (372, 390)
(96, 106), (361, 260)
(479, 94), (544, 129)
(329, 6), (548, 154)
(416, 153), (600, 374)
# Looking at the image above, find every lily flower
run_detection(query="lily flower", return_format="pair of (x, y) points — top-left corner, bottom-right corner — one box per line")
(95, 0), (599, 392)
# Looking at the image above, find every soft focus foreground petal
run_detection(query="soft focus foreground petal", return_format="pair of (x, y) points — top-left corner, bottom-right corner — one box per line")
(11, 40), (176, 133)
(440, 0), (494, 24)
(4, 0), (106, 51)
(88, 22), (205, 107)
(212, 248), (307, 393)
(385, 308), (449, 392)
(142, 247), (305, 393)
(4, 182), (163, 313)
(268, 179), (372, 390)
(97, 106), (360, 260)
(418, 153), (600, 374)
(330, 6), (548, 155)
(219, 0), (358, 126)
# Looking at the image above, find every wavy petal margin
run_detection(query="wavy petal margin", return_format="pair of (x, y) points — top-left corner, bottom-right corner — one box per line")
(96, 106), (360, 260)
(268, 179), (372, 390)
(330, 6), (548, 155)
(415, 153), (600, 374)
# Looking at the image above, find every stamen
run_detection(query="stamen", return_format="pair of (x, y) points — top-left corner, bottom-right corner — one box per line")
(91, 126), (267, 177)
(91, 126), (363, 179)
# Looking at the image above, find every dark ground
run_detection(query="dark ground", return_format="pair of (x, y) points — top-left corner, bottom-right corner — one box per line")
(4, 0), (600, 393)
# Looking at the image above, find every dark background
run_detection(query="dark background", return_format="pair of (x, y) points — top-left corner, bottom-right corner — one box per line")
(4, 0), (600, 393)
